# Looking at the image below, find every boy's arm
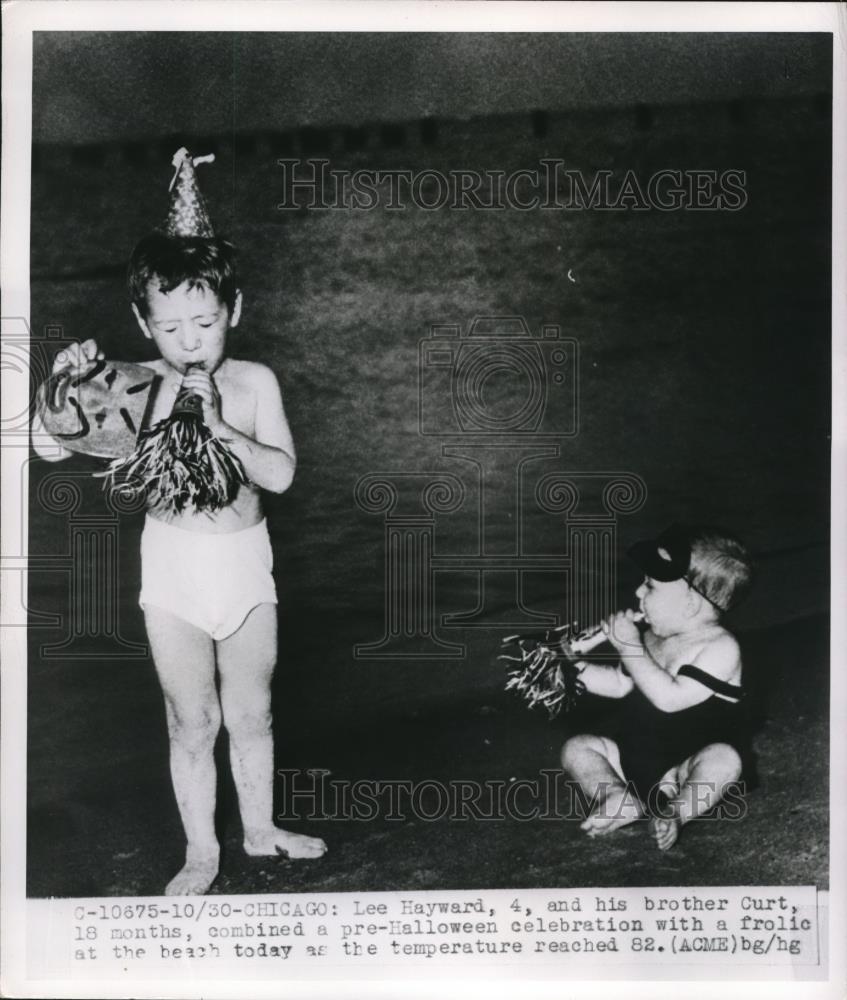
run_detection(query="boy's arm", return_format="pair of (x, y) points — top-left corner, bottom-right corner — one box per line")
(183, 364), (295, 494)
(576, 661), (634, 699)
(607, 610), (740, 712)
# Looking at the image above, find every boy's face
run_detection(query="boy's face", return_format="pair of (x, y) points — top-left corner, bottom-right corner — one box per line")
(133, 279), (241, 376)
(635, 576), (693, 636)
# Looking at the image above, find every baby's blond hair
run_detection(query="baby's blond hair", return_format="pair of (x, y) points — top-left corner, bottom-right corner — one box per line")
(687, 529), (753, 613)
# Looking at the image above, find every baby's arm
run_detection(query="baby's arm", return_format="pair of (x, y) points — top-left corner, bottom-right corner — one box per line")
(31, 339), (104, 462)
(575, 660), (634, 699)
(183, 364), (295, 493)
(607, 610), (740, 712)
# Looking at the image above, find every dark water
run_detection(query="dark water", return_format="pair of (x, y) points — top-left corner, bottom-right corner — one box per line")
(25, 99), (831, 895)
(28, 100), (830, 717)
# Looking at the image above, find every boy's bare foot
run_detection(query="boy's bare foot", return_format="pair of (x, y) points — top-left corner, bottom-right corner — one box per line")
(649, 815), (682, 851)
(164, 849), (220, 896)
(243, 828), (327, 859)
(580, 788), (642, 837)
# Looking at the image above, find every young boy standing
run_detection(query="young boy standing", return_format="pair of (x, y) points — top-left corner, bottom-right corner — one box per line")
(33, 150), (326, 894)
(561, 524), (753, 850)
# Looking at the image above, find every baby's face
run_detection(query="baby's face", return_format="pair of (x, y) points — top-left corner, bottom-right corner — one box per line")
(635, 576), (691, 636)
(134, 279), (241, 376)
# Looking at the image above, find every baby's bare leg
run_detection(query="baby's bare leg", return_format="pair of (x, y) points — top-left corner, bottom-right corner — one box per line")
(561, 734), (642, 837)
(649, 743), (742, 851)
(217, 604), (326, 860)
(145, 606), (221, 895)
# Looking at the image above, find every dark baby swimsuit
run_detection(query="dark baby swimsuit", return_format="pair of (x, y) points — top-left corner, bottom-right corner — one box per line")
(613, 665), (749, 806)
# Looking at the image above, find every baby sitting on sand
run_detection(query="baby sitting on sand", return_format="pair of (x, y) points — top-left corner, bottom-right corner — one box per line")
(561, 523), (753, 850)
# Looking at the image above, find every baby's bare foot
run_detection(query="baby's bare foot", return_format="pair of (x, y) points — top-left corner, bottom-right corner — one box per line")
(164, 849), (220, 896)
(244, 828), (327, 859)
(649, 815), (682, 851)
(580, 789), (642, 838)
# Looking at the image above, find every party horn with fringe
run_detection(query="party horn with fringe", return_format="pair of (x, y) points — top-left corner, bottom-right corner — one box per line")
(98, 374), (248, 514)
(500, 612), (645, 718)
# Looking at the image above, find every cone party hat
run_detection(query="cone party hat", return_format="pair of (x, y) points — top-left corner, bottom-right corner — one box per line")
(163, 147), (216, 238)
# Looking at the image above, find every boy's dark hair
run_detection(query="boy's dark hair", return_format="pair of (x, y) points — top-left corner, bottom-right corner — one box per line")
(128, 233), (238, 316)
(687, 528), (753, 613)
